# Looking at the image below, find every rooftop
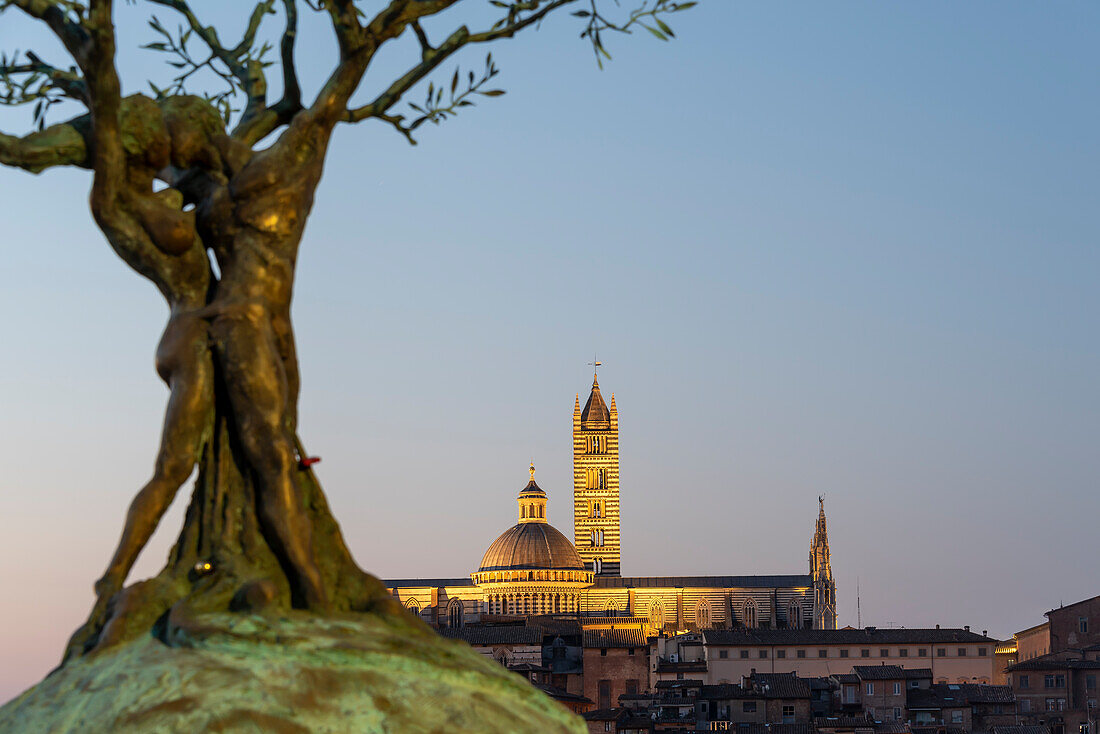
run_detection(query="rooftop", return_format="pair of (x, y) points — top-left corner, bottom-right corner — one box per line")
(595, 574), (812, 589)
(583, 628), (646, 649)
(703, 627), (997, 646)
(853, 665), (906, 680)
(440, 626), (543, 646)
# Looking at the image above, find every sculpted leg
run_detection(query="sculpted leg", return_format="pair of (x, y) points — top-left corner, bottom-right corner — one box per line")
(213, 306), (329, 611)
(95, 315), (213, 600)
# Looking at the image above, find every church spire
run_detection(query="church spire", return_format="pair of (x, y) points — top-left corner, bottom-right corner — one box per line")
(581, 374), (610, 427)
(809, 496), (837, 629)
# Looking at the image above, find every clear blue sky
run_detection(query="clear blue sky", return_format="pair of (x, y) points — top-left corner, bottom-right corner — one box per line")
(1, 1), (1097, 701)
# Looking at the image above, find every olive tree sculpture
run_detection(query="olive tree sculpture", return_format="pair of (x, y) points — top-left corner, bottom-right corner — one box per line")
(0, 0), (693, 665)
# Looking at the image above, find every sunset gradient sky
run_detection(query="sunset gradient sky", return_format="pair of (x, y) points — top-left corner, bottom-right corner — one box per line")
(1, 1), (1098, 701)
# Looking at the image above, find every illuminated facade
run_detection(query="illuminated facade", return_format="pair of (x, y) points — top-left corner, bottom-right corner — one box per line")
(573, 375), (620, 576)
(385, 376), (838, 635)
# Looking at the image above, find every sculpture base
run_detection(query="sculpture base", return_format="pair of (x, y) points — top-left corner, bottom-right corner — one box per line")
(0, 609), (584, 733)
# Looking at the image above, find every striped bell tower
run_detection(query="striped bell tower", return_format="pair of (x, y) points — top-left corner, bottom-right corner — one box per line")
(573, 374), (621, 576)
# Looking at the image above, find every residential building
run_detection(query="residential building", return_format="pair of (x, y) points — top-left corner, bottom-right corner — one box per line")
(583, 628), (649, 709)
(701, 627), (998, 685)
(1007, 652), (1100, 734)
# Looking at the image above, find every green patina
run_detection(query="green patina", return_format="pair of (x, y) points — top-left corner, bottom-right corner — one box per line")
(0, 612), (585, 734)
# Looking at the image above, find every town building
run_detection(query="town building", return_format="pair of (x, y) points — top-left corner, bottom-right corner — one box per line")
(694, 627), (999, 685)
(1003, 592), (1100, 734)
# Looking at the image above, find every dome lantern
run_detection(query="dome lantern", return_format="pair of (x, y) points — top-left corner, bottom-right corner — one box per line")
(517, 462), (547, 524)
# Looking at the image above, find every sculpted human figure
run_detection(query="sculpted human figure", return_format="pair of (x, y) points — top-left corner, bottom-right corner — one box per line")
(83, 95), (215, 612)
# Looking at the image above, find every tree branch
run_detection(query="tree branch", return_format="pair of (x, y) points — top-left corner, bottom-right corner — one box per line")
(7, 0), (93, 67)
(344, 0), (574, 126)
(0, 51), (88, 103)
(145, 0), (274, 128)
(232, 0), (302, 146)
(0, 116), (90, 172)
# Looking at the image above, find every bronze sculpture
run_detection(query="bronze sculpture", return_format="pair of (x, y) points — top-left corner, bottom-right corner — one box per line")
(0, 0), (694, 665)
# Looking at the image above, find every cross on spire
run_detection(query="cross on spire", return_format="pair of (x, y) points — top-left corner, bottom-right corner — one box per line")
(588, 355), (602, 385)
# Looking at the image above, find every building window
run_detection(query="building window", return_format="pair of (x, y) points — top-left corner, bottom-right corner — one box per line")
(759, 650), (768, 659)
(788, 602), (802, 629)
(719, 650), (728, 659)
(958, 647), (967, 656)
(797, 649), (806, 658)
(861, 649), (870, 658)
(741, 650), (750, 659)
(880, 648), (889, 657)
(628, 648), (635, 656)
(777, 650), (786, 659)
(650, 601), (663, 629)
(937, 648), (946, 657)
(742, 599), (758, 629)
(918, 648), (928, 657)
(599, 680), (611, 709)
(1056, 674), (1066, 687)
(743, 702), (757, 713)
(447, 599), (463, 628)
(818, 649), (828, 658)
(978, 647), (987, 656)
(696, 600), (711, 629)
(840, 649), (849, 658)
(1086, 674), (1096, 690)
(626, 680), (639, 695)
(899, 648), (908, 657)
(951, 711), (963, 723)
(1081, 617), (1089, 634)
(893, 707), (901, 720)
(600, 648), (607, 656)
(893, 683), (901, 695)
(1045, 698), (1056, 711)
(1019, 674), (1029, 689)
(782, 705), (795, 723)
(866, 683), (874, 696)
(1020, 699), (1031, 713)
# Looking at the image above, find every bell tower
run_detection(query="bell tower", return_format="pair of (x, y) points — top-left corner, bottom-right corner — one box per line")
(573, 373), (620, 576)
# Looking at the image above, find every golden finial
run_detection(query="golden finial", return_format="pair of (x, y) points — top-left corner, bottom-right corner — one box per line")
(530, 461), (535, 481)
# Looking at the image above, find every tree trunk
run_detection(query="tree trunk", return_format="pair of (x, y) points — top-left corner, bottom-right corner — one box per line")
(64, 334), (392, 664)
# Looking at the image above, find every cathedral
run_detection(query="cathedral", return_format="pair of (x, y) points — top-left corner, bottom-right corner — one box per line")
(385, 374), (838, 634)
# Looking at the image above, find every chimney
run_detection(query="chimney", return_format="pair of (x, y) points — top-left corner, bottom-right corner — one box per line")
(964, 625), (970, 632)
(935, 624), (940, 629)
(983, 630), (988, 637)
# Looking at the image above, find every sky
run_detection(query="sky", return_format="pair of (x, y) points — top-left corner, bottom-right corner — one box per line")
(1, 1), (1098, 703)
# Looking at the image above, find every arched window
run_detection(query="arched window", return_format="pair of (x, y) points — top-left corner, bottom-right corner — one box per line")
(405, 598), (421, 616)
(494, 648), (508, 667)
(742, 598), (758, 629)
(605, 599), (617, 615)
(447, 599), (463, 628)
(538, 504), (543, 518)
(696, 599), (711, 629)
(594, 557), (603, 574)
(650, 601), (664, 630)
(788, 601), (802, 629)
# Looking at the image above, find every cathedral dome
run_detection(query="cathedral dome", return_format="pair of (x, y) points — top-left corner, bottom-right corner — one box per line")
(478, 522), (586, 573)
